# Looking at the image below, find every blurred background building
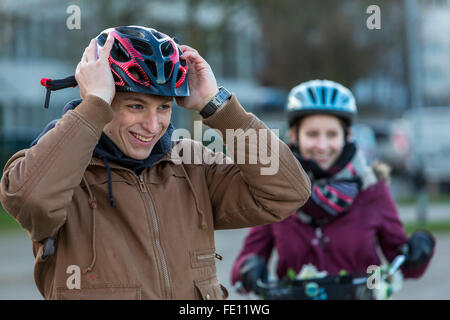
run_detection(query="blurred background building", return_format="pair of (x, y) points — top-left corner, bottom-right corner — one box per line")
(421, 0), (450, 106)
(0, 0), (449, 199)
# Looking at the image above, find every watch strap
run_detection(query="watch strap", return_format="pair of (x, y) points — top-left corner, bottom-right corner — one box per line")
(200, 87), (232, 118)
(200, 101), (218, 118)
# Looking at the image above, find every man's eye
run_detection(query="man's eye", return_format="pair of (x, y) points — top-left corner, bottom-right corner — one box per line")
(159, 104), (171, 110)
(128, 104), (143, 110)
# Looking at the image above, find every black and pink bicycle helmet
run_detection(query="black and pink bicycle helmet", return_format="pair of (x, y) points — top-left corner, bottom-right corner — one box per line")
(40, 26), (189, 108)
(96, 25), (189, 97)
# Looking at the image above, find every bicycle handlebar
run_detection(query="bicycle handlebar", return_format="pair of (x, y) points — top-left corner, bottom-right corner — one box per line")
(40, 75), (77, 108)
(388, 254), (406, 277)
(254, 253), (407, 300)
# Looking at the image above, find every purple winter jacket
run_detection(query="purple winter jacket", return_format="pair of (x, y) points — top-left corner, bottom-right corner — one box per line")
(231, 181), (433, 285)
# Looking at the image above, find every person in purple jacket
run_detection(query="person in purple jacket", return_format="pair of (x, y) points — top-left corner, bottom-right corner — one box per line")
(231, 80), (435, 298)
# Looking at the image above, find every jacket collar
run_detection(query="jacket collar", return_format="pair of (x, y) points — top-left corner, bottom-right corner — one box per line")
(89, 139), (180, 170)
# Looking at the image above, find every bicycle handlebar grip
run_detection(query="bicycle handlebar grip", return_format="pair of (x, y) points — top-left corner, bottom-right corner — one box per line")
(388, 255), (406, 276)
(40, 75), (78, 108)
(49, 75), (77, 90)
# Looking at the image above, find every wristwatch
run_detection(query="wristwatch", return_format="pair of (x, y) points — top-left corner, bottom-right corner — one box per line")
(200, 86), (232, 118)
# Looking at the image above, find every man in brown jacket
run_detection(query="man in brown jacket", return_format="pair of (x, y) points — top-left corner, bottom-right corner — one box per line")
(0, 26), (310, 299)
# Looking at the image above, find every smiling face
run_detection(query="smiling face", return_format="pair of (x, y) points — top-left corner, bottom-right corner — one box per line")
(296, 114), (346, 170)
(103, 92), (173, 160)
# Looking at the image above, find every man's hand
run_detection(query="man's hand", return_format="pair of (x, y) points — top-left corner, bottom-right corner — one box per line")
(175, 45), (219, 112)
(75, 34), (115, 105)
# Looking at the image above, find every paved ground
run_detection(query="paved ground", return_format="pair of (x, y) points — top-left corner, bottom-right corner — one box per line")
(0, 204), (449, 300)
(215, 228), (450, 300)
(0, 230), (42, 299)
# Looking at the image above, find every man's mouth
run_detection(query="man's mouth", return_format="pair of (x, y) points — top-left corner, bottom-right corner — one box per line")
(130, 131), (156, 144)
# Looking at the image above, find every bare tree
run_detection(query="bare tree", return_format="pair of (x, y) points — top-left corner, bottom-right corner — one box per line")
(242, 0), (407, 98)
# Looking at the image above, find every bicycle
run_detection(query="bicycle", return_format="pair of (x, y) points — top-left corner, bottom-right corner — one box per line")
(254, 254), (406, 300)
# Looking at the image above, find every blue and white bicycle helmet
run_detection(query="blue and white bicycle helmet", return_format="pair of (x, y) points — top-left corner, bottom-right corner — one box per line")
(286, 80), (357, 127)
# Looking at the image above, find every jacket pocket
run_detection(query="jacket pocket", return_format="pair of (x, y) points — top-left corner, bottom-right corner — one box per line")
(190, 248), (221, 268)
(194, 276), (228, 300)
(55, 285), (142, 300)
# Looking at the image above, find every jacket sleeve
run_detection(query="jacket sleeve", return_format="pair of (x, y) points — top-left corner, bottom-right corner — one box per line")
(0, 95), (113, 242)
(230, 224), (275, 286)
(376, 182), (434, 278)
(202, 94), (311, 229)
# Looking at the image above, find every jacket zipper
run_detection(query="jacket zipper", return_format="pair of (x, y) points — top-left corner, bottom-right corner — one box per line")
(197, 252), (223, 261)
(138, 174), (172, 299)
(87, 162), (172, 298)
(138, 174), (147, 193)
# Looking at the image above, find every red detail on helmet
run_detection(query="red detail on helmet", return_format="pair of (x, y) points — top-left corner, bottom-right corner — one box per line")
(175, 52), (188, 88)
(109, 56), (150, 87)
(41, 78), (51, 88)
(165, 39), (179, 79)
(112, 31), (144, 62)
(110, 65), (125, 87)
(108, 31), (151, 87)
(175, 66), (187, 88)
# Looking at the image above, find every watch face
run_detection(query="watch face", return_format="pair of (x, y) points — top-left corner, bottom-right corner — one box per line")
(213, 87), (231, 105)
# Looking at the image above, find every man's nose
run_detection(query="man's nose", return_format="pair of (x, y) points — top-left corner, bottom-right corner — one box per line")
(141, 112), (160, 134)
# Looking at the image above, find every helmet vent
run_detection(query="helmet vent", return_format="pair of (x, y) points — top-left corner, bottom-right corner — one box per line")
(97, 33), (108, 46)
(164, 62), (173, 79)
(321, 87), (326, 105)
(307, 88), (317, 104)
(112, 71), (121, 83)
(176, 69), (183, 83)
(128, 66), (146, 82)
(130, 38), (153, 56)
(116, 27), (145, 39)
(151, 29), (163, 39)
(161, 41), (174, 57)
(112, 39), (131, 62)
(330, 88), (338, 105)
(145, 60), (157, 78)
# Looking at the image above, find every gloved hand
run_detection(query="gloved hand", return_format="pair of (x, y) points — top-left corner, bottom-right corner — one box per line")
(240, 255), (268, 294)
(403, 230), (435, 269)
